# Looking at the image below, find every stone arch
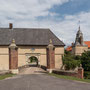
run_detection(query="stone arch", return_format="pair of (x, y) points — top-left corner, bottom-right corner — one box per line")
(30, 56), (38, 63)
(26, 54), (40, 67)
(26, 54), (39, 61)
(29, 56), (39, 67)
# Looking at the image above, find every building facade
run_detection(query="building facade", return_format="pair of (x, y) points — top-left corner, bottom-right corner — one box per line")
(66, 26), (89, 55)
(0, 23), (65, 73)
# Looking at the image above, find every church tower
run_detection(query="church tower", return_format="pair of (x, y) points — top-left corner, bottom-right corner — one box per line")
(72, 26), (88, 55)
(75, 26), (84, 46)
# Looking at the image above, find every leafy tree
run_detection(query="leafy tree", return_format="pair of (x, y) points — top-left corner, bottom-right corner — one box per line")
(63, 50), (81, 70)
(81, 51), (90, 71)
(63, 50), (90, 78)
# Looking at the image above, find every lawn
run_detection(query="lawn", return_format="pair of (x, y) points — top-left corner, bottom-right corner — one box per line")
(0, 74), (15, 80)
(49, 73), (90, 83)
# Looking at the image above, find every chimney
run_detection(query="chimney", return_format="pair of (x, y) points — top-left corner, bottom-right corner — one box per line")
(9, 23), (13, 29)
(72, 43), (74, 46)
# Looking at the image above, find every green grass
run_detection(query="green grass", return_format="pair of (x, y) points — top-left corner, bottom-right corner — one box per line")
(0, 74), (15, 80)
(49, 73), (90, 83)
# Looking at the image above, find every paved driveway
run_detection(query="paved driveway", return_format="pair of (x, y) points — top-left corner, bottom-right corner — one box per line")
(0, 73), (90, 90)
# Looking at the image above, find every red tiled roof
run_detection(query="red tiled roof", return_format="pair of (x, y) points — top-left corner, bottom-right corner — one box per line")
(66, 46), (72, 51)
(66, 41), (90, 51)
(84, 41), (90, 48)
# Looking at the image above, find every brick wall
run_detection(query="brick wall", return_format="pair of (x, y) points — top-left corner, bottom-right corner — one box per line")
(53, 68), (84, 79)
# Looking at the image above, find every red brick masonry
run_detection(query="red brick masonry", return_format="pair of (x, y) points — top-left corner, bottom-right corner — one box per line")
(78, 68), (84, 79)
(53, 68), (84, 79)
(9, 48), (18, 69)
(47, 48), (55, 69)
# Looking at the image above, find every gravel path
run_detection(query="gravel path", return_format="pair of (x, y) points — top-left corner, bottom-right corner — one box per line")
(19, 67), (47, 75)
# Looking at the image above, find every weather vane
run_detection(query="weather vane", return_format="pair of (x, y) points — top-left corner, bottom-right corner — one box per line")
(79, 20), (80, 26)
(78, 20), (81, 30)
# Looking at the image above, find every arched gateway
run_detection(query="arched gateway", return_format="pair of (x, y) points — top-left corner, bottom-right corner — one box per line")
(29, 56), (39, 66)
(9, 39), (56, 73)
(0, 23), (65, 74)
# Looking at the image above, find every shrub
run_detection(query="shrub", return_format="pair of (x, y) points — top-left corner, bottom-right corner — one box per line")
(84, 71), (90, 79)
(81, 51), (90, 71)
(63, 50), (90, 71)
(63, 51), (81, 70)
(63, 58), (81, 70)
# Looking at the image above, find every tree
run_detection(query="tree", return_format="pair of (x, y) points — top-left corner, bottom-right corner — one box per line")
(81, 51), (90, 71)
(63, 50), (81, 70)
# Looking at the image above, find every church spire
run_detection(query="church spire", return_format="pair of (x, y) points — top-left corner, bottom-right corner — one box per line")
(75, 23), (84, 46)
(79, 25), (80, 31)
(78, 20), (81, 32)
(79, 20), (80, 28)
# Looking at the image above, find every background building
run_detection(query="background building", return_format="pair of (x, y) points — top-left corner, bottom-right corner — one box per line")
(66, 26), (90, 55)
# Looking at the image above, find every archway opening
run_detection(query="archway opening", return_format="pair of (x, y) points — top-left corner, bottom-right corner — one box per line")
(29, 56), (38, 67)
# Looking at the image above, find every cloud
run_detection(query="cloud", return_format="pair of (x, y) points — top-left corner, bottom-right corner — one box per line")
(15, 11), (89, 46)
(0, 0), (69, 20)
(0, 0), (90, 46)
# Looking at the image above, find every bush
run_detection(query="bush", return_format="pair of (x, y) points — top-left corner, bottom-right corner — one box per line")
(64, 60), (79, 70)
(63, 50), (81, 70)
(63, 58), (81, 70)
(84, 71), (90, 79)
(63, 50), (90, 71)
(81, 51), (90, 71)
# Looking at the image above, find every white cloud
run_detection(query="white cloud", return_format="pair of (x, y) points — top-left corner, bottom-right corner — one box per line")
(15, 11), (89, 46)
(0, 0), (90, 46)
(0, 0), (69, 21)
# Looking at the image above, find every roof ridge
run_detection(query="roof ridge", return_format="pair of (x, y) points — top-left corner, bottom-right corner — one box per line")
(0, 28), (50, 29)
(84, 41), (90, 42)
(0, 28), (9, 29)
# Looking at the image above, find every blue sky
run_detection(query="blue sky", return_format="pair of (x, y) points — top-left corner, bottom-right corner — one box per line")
(50, 0), (90, 15)
(0, 0), (90, 45)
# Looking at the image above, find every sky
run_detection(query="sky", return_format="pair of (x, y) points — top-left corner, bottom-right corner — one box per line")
(0, 0), (90, 46)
